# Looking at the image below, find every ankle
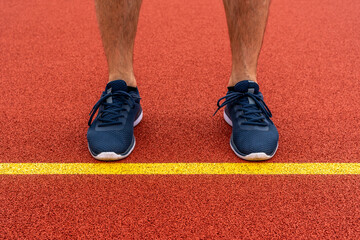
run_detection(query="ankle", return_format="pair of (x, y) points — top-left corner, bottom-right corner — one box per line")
(228, 73), (257, 87)
(108, 73), (137, 87)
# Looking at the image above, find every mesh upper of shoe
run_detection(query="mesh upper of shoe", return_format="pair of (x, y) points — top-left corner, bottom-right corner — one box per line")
(87, 80), (141, 155)
(224, 81), (279, 155)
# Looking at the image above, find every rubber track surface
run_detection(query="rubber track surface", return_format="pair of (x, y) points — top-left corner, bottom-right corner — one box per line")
(1, 0), (359, 163)
(1, 0), (360, 238)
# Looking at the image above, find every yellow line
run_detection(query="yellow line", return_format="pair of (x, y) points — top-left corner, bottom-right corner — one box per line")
(0, 163), (360, 175)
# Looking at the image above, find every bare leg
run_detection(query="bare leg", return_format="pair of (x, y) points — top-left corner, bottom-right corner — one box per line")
(95, 0), (142, 87)
(223, 0), (270, 86)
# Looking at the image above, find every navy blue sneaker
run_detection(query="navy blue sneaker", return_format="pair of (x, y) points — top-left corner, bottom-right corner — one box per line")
(87, 80), (142, 161)
(215, 80), (279, 161)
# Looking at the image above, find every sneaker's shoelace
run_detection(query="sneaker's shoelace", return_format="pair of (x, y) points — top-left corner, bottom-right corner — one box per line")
(88, 91), (139, 127)
(214, 92), (272, 126)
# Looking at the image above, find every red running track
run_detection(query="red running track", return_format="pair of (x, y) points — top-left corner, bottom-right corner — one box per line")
(1, 0), (360, 238)
(2, 175), (360, 238)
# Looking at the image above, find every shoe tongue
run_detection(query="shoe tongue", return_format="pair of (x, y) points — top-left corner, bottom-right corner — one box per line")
(106, 80), (128, 93)
(105, 80), (128, 104)
(233, 80), (259, 94)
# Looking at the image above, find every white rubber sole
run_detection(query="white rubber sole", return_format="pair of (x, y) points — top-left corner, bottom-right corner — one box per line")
(224, 111), (278, 161)
(88, 140), (136, 161)
(230, 141), (278, 161)
(89, 111), (143, 161)
(133, 110), (143, 127)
